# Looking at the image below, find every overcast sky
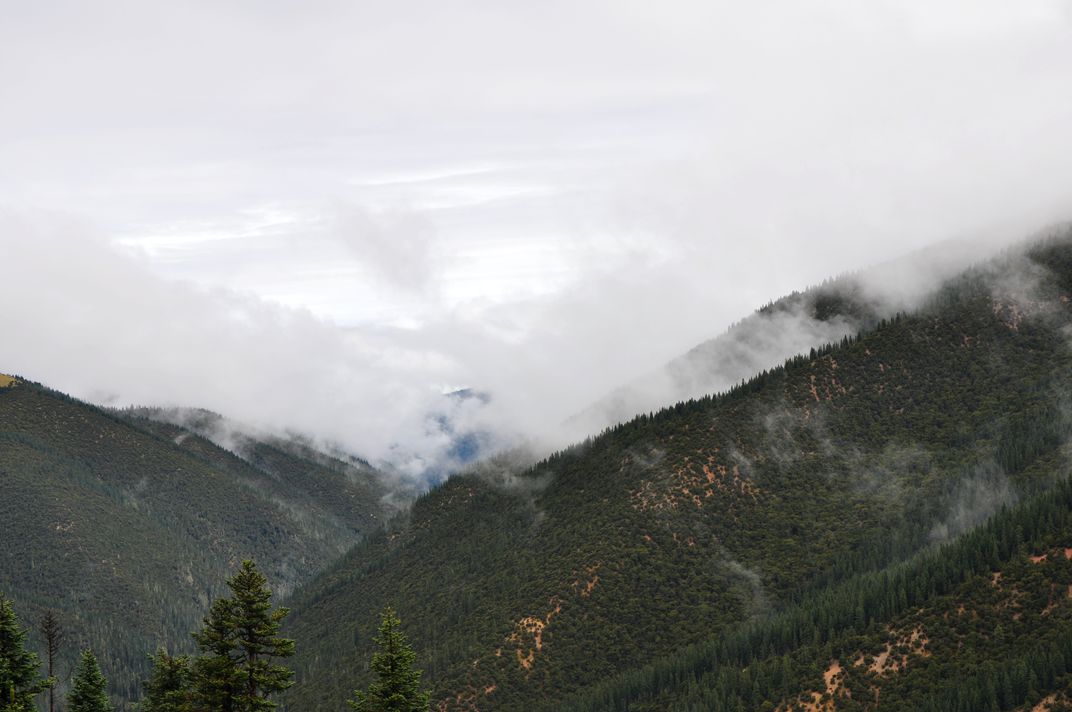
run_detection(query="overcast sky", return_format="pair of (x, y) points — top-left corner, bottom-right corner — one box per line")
(3, 1), (1072, 477)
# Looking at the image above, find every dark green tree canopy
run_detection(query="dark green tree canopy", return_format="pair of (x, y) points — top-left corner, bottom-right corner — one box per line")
(191, 559), (294, 712)
(140, 649), (191, 712)
(349, 606), (429, 712)
(0, 595), (52, 712)
(68, 650), (110, 712)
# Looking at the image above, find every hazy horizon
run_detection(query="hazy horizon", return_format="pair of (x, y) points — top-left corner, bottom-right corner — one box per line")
(3, 1), (1072, 479)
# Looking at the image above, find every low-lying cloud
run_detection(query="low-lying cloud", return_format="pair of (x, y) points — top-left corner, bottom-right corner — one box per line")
(4, 1), (1072, 484)
(0, 214), (467, 477)
(0, 212), (1049, 485)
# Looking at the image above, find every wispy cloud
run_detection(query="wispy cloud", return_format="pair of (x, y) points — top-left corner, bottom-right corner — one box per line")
(2, 1), (1072, 481)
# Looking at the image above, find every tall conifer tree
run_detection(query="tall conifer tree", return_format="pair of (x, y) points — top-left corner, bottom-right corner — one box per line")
(0, 595), (51, 712)
(191, 597), (241, 711)
(190, 560), (294, 712)
(68, 650), (110, 712)
(349, 606), (430, 712)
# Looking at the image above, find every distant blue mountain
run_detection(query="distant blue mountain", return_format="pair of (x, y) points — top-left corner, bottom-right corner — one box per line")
(421, 388), (496, 482)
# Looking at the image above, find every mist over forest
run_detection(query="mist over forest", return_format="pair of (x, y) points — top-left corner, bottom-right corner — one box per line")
(4, 2), (1072, 711)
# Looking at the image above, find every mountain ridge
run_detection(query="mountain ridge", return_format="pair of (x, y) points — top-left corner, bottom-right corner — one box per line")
(279, 229), (1072, 710)
(0, 378), (391, 706)
(5, 229), (1072, 711)
(566, 235), (1013, 440)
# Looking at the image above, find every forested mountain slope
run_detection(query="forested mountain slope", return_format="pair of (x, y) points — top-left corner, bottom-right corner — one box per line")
(568, 239), (990, 437)
(282, 232), (1072, 711)
(118, 406), (396, 527)
(0, 383), (388, 707)
(572, 474), (1072, 711)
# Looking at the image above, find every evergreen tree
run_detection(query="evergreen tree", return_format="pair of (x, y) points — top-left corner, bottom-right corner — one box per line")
(0, 595), (52, 712)
(190, 560), (294, 712)
(68, 650), (111, 712)
(141, 650), (191, 712)
(349, 606), (430, 712)
(191, 597), (241, 711)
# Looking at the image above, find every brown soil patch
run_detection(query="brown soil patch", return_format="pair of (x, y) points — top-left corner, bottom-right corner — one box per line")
(1029, 548), (1072, 563)
(572, 564), (601, 598)
(779, 660), (847, 712)
(632, 451), (758, 512)
(859, 626), (929, 676)
(1032, 694), (1057, 712)
(506, 597), (561, 671)
(824, 660), (843, 691)
(868, 649), (891, 675)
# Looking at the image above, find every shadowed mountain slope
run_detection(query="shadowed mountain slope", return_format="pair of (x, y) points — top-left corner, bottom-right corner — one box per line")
(0, 383), (389, 707)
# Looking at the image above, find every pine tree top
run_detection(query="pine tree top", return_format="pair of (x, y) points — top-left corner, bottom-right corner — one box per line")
(190, 559), (295, 711)
(349, 606), (430, 712)
(68, 650), (111, 712)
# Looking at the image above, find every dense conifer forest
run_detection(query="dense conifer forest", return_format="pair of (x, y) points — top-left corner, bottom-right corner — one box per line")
(282, 232), (1072, 710)
(0, 386), (388, 706)
(4, 231), (1072, 710)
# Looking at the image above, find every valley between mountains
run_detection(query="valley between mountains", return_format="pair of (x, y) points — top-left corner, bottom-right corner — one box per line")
(5, 231), (1072, 711)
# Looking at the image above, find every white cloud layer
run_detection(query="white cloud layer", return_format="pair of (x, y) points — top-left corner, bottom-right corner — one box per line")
(2, 1), (1072, 478)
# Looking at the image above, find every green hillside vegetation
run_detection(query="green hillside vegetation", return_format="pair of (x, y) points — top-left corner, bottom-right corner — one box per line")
(570, 241), (970, 436)
(6, 231), (1072, 711)
(117, 407), (390, 555)
(0, 383), (389, 708)
(570, 473), (1072, 711)
(570, 272), (886, 435)
(279, 231), (1072, 710)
